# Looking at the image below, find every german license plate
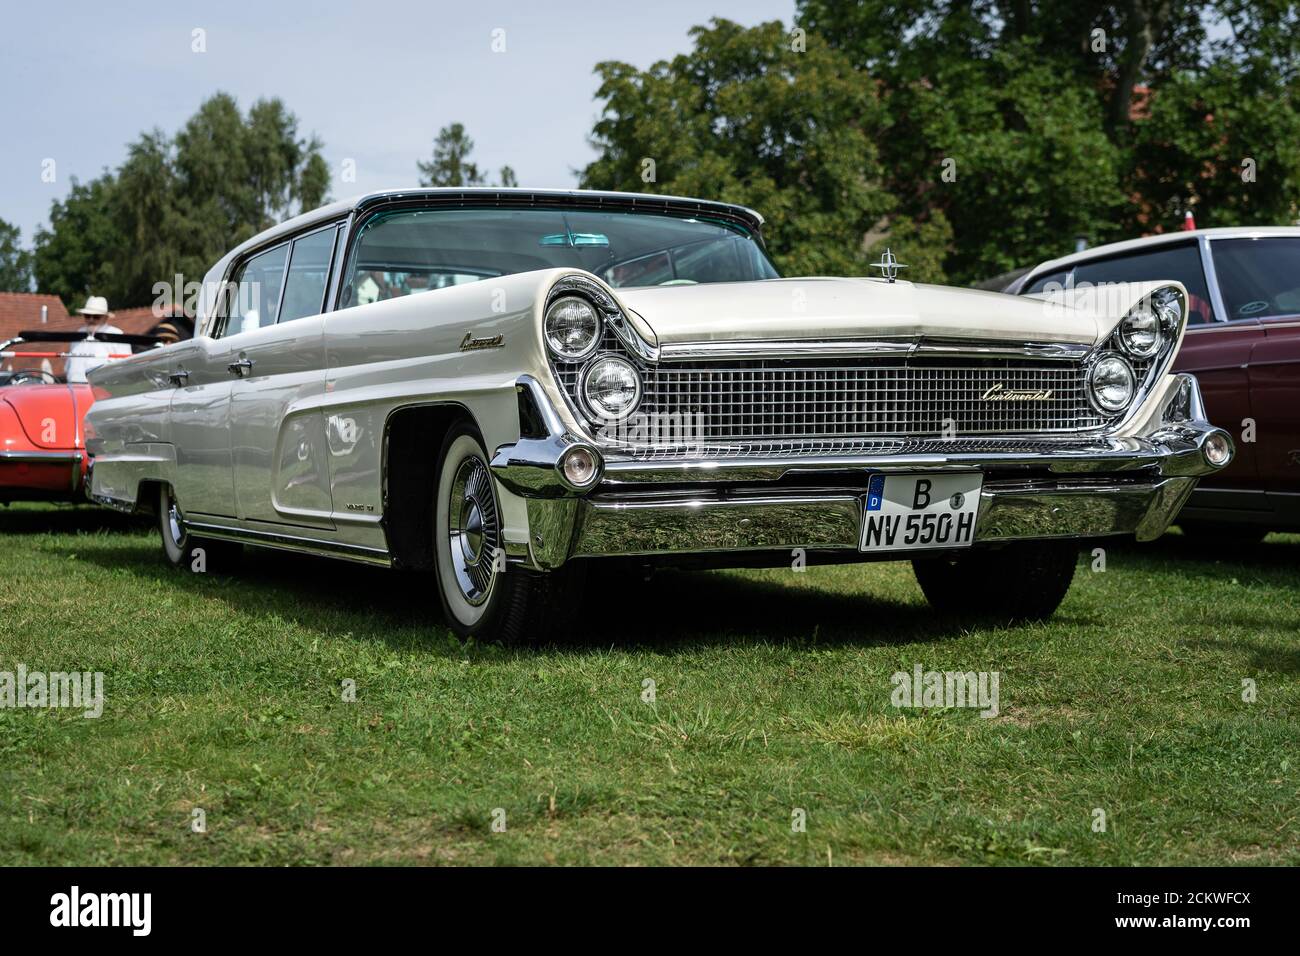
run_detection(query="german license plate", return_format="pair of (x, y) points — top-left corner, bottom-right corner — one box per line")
(859, 473), (983, 552)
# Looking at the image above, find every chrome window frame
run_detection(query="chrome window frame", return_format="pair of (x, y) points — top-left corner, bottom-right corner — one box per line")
(212, 219), (347, 339)
(276, 223), (345, 326)
(211, 239), (291, 340)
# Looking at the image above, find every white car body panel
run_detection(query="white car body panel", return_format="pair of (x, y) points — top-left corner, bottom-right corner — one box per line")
(617, 278), (1105, 346)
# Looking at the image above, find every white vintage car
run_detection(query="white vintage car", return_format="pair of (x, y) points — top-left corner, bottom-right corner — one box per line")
(85, 189), (1233, 642)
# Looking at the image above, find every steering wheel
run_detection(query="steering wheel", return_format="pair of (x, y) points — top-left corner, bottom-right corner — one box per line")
(7, 371), (54, 386)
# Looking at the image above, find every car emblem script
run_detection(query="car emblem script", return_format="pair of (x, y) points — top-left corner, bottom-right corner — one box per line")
(981, 383), (1054, 401)
(460, 332), (504, 352)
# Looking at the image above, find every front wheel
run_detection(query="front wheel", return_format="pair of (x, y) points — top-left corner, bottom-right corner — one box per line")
(433, 422), (584, 644)
(158, 484), (241, 573)
(912, 540), (1078, 622)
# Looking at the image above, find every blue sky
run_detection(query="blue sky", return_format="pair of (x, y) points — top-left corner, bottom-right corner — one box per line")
(0, 0), (796, 246)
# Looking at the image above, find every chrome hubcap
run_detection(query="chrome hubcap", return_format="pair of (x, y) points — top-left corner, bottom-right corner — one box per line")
(167, 500), (185, 546)
(448, 456), (499, 606)
(460, 498), (485, 563)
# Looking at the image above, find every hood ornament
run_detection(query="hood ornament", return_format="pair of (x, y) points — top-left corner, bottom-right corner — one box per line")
(869, 247), (907, 283)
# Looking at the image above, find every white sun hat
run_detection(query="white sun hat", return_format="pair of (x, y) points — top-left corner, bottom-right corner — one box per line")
(77, 295), (110, 317)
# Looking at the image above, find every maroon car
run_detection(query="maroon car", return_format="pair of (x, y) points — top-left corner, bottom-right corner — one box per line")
(1007, 228), (1300, 540)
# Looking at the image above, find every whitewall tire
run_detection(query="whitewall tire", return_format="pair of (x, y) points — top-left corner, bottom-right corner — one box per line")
(432, 421), (585, 644)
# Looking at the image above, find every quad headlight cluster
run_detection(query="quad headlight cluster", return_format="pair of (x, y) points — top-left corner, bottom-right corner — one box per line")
(1086, 287), (1184, 418)
(544, 292), (643, 422)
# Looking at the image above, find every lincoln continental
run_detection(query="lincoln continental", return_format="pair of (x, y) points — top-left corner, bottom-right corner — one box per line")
(84, 189), (1233, 642)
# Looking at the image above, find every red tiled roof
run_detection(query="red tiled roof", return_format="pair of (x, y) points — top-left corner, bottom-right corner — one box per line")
(0, 293), (70, 345)
(0, 293), (187, 378)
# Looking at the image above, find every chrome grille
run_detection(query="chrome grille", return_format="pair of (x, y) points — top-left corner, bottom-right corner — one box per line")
(618, 435), (1113, 462)
(558, 355), (1105, 444)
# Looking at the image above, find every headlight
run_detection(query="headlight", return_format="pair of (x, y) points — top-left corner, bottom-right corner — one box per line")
(545, 296), (601, 361)
(1088, 353), (1136, 414)
(1118, 307), (1162, 359)
(582, 356), (642, 420)
(1152, 288), (1183, 331)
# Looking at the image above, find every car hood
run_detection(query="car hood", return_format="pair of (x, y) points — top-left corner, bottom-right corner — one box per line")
(613, 277), (1102, 348)
(0, 384), (89, 450)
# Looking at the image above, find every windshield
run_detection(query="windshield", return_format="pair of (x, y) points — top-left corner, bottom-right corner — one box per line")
(1211, 237), (1300, 321)
(340, 206), (778, 307)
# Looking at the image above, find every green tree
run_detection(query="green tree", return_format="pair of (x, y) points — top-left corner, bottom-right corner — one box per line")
(417, 123), (485, 187)
(0, 218), (34, 292)
(417, 123), (520, 188)
(34, 93), (330, 310)
(796, 0), (1300, 279)
(581, 19), (902, 277)
(890, 42), (1128, 279)
(32, 175), (121, 306)
(1128, 60), (1300, 230)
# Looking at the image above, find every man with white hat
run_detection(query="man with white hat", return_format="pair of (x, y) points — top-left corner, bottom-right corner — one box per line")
(64, 295), (124, 384)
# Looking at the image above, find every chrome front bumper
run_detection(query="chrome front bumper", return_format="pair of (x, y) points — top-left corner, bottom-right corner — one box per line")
(491, 374), (1232, 569)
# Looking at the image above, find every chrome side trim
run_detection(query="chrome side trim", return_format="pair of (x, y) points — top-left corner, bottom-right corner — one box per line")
(655, 337), (1092, 362)
(89, 491), (136, 513)
(185, 520), (393, 567)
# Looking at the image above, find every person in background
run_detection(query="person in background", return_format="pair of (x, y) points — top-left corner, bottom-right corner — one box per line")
(64, 296), (124, 384)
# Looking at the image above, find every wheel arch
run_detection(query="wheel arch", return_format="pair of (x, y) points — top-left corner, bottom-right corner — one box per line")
(134, 477), (168, 517)
(382, 402), (477, 570)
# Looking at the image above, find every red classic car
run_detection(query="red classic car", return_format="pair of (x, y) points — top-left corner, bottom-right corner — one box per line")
(0, 330), (161, 504)
(1007, 227), (1300, 540)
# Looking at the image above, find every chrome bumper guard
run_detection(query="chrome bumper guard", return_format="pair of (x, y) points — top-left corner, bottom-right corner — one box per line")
(491, 374), (1232, 569)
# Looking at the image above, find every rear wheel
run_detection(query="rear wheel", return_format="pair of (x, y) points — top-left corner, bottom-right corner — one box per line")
(433, 422), (583, 644)
(158, 485), (241, 573)
(912, 540), (1078, 622)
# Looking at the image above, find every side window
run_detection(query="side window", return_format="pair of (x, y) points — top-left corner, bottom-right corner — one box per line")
(1210, 237), (1300, 321)
(225, 244), (289, 337)
(278, 226), (338, 324)
(1023, 270), (1069, 294)
(1071, 243), (1217, 325)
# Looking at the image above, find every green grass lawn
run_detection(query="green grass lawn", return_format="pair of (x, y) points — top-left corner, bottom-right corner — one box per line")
(0, 503), (1296, 866)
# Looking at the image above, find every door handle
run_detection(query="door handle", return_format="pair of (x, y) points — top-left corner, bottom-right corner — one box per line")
(167, 368), (190, 386)
(227, 358), (255, 377)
